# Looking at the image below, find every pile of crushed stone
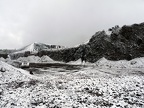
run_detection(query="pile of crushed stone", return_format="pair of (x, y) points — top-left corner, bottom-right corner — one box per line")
(41, 55), (54, 62)
(95, 57), (144, 68)
(0, 61), (30, 83)
(17, 55), (54, 63)
(0, 57), (12, 64)
(0, 61), (40, 108)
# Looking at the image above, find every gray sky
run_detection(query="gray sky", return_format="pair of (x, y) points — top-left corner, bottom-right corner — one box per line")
(0, 0), (144, 49)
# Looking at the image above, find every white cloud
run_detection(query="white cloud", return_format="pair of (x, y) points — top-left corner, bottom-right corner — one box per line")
(0, 27), (24, 49)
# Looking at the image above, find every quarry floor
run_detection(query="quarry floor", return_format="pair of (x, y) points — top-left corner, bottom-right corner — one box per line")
(1, 60), (144, 108)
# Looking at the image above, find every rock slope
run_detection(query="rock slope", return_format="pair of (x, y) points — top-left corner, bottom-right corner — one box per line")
(37, 22), (144, 62)
(9, 42), (65, 59)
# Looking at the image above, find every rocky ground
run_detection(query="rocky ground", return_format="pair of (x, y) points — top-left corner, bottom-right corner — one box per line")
(0, 59), (144, 108)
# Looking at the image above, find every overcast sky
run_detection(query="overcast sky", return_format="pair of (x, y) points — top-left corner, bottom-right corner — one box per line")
(0, 0), (144, 49)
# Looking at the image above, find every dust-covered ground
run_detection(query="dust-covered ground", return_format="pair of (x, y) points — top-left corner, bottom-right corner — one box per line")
(0, 58), (144, 108)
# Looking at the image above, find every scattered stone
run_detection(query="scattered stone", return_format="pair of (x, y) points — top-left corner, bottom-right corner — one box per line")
(0, 67), (6, 72)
